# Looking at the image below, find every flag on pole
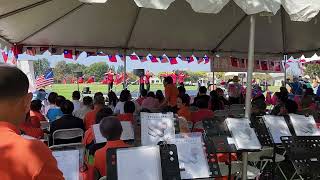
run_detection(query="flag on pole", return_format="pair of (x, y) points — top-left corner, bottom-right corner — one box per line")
(1, 47), (8, 63)
(161, 54), (169, 63)
(169, 57), (178, 65)
(26, 47), (36, 56)
(36, 70), (54, 88)
(108, 55), (117, 62)
(146, 54), (158, 63)
(63, 49), (73, 59)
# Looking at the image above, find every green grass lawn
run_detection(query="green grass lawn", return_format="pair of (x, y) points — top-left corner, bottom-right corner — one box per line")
(48, 84), (198, 99)
(48, 83), (281, 100)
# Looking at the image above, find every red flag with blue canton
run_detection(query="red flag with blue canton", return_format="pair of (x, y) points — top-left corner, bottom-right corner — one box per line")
(203, 55), (210, 64)
(63, 49), (73, 59)
(197, 56), (205, 64)
(1, 47), (8, 63)
(129, 53), (139, 60)
(108, 55), (117, 62)
(147, 54), (158, 63)
(190, 55), (198, 63)
(186, 57), (194, 63)
(139, 56), (147, 62)
(160, 54), (169, 63)
(169, 57), (178, 65)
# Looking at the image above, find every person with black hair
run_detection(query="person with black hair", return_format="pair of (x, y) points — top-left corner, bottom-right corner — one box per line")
(136, 88), (147, 106)
(94, 92), (104, 99)
(50, 100), (84, 145)
(45, 92), (57, 114)
(192, 86), (210, 107)
(83, 107), (113, 147)
(0, 66), (63, 179)
(94, 117), (129, 178)
(118, 101), (136, 122)
(114, 89), (139, 114)
(107, 91), (118, 110)
(209, 90), (224, 111)
(30, 99), (46, 128)
(46, 93), (63, 122)
(156, 90), (165, 104)
(178, 86), (186, 97)
(84, 96), (105, 130)
(177, 94), (191, 121)
(162, 76), (179, 112)
(141, 91), (160, 110)
(191, 97), (214, 124)
(74, 96), (93, 120)
(72, 90), (81, 112)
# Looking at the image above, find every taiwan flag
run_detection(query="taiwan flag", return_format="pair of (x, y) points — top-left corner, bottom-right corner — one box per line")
(169, 57), (178, 65)
(129, 53), (139, 60)
(197, 56), (204, 64)
(260, 61), (269, 70)
(203, 55), (210, 64)
(190, 55), (198, 63)
(230, 57), (239, 67)
(1, 47), (8, 63)
(139, 56), (147, 62)
(147, 54), (158, 63)
(160, 54), (169, 63)
(63, 49), (73, 59)
(186, 57), (194, 63)
(108, 55), (117, 62)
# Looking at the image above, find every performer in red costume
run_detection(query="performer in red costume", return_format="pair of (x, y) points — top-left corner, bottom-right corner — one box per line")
(171, 71), (177, 86)
(106, 69), (114, 92)
(178, 71), (188, 87)
(145, 70), (153, 92)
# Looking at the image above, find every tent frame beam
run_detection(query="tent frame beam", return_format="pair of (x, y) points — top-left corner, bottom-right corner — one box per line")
(0, 0), (53, 20)
(211, 14), (248, 53)
(18, 3), (86, 44)
(0, 34), (12, 45)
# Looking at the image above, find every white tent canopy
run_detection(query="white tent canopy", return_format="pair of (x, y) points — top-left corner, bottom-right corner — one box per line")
(0, 0), (320, 57)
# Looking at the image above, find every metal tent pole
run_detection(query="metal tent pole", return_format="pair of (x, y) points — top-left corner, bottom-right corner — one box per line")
(123, 50), (127, 89)
(243, 15), (256, 180)
(284, 54), (287, 85)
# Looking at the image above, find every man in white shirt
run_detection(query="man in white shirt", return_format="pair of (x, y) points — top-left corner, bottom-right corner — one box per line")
(72, 91), (81, 112)
(73, 96), (93, 120)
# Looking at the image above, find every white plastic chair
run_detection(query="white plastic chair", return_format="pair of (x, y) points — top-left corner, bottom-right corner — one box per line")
(52, 128), (84, 146)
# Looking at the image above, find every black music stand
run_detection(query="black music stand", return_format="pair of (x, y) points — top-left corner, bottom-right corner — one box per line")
(281, 136), (320, 180)
(106, 143), (181, 180)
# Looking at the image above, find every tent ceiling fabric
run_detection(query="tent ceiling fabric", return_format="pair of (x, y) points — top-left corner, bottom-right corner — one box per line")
(0, 0), (319, 55)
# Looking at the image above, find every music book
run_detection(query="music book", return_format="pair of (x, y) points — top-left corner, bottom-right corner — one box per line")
(172, 133), (210, 179)
(289, 114), (320, 136)
(93, 121), (134, 144)
(263, 115), (292, 144)
(226, 118), (261, 150)
(141, 113), (175, 145)
(117, 146), (162, 180)
(52, 150), (79, 180)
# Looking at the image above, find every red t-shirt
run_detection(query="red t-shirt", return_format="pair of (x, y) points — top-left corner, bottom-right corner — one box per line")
(139, 77), (144, 84)
(145, 74), (151, 84)
(107, 73), (114, 84)
(191, 109), (214, 123)
(171, 74), (177, 84)
(178, 74), (186, 84)
(30, 110), (46, 128)
(84, 109), (100, 130)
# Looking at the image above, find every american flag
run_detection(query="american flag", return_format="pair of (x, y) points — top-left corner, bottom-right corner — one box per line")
(36, 70), (54, 88)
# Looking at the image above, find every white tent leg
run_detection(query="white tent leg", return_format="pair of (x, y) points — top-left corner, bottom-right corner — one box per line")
(243, 15), (256, 180)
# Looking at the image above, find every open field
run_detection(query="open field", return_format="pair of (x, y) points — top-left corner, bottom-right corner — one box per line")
(47, 83), (281, 100)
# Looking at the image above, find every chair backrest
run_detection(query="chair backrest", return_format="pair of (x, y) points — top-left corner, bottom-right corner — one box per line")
(230, 104), (245, 110)
(99, 176), (107, 180)
(40, 121), (50, 130)
(52, 128), (84, 145)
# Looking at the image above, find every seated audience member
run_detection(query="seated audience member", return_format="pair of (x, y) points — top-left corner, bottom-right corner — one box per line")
(44, 92), (57, 114)
(191, 97), (214, 124)
(19, 112), (44, 139)
(83, 107), (113, 149)
(114, 89), (131, 114)
(46, 92), (63, 122)
(94, 92), (104, 99)
(162, 76), (179, 112)
(118, 101), (135, 122)
(216, 88), (229, 106)
(74, 96), (93, 120)
(177, 94), (191, 122)
(84, 96), (105, 130)
(94, 117), (129, 178)
(72, 91), (81, 112)
(193, 86), (210, 106)
(301, 88), (316, 110)
(136, 89), (147, 106)
(209, 90), (224, 111)
(251, 86), (266, 115)
(178, 86), (186, 97)
(107, 91), (118, 110)
(156, 90), (165, 105)
(141, 91), (160, 110)
(271, 93), (298, 115)
(50, 100), (85, 145)
(0, 66), (63, 179)
(30, 99), (46, 128)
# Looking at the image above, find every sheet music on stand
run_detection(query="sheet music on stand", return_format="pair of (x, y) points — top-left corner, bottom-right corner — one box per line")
(171, 133), (211, 179)
(117, 146), (163, 180)
(263, 115), (292, 144)
(141, 112), (175, 145)
(92, 121), (134, 144)
(289, 114), (320, 136)
(52, 149), (80, 180)
(226, 118), (261, 151)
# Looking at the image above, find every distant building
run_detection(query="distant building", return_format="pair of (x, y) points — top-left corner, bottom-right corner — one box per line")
(150, 77), (162, 84)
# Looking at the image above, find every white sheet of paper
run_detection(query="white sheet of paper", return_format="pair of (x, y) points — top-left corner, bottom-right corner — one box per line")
(289, 114), (320, 136)
(263, 115), (292, 144)
(52, 150), (79, 180)
(141, 113), (175, 146)
(93, 122), (135, 144)
(172, 134), (210, 179)
(117, 146), (162, 180)
(226, 118), (261, 150)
